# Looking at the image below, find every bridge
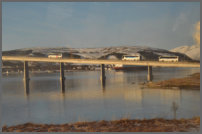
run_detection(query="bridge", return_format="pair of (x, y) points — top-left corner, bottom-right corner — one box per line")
(2, 56), (200, 94)
(2, 56), (200, 67)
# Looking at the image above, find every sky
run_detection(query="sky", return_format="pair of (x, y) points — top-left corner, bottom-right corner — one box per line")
(2, 2), (200, 51)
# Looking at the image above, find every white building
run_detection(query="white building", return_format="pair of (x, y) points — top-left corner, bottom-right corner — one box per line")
(48, 53), (63, 58)
(159, 56), (179, 62)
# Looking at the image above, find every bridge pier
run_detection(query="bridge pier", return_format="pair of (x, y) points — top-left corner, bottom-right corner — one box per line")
(100, 64), (106, 89)
(147, 66), (153, 82)
(24, 61), (30, 95)
(60, 62), (65, 93)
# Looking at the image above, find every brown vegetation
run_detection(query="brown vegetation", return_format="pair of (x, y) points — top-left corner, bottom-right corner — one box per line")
(2, 117), (200, 132)
(146, 73), (200, 89)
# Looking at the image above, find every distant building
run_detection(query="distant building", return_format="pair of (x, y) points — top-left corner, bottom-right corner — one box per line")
(122, 53), (142, 61)
(159, 56), (179, 62)
(114, 53), (147, 70)
(48, 53), (63, 58)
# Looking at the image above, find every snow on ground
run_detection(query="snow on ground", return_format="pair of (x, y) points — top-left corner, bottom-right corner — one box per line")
(170, 45), (200, 61)
(4, 46), (192, 61)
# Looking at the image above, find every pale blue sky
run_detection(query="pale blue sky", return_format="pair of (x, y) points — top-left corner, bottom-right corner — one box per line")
(2, 2), (200, 51)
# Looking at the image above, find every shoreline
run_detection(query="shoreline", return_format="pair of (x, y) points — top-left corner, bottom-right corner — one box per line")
(2, 117), (200, 132)
(143, 73), (200, 89)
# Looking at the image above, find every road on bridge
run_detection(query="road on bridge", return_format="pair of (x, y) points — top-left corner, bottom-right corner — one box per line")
(2, 56), (200, 68)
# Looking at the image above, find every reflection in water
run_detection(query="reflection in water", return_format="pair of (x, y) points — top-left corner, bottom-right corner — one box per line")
(60, 78), (65, 94)
(171, 101), (179, 119)
(24, 80), (30, 96)
(26, 95), (31, 121)
(1, 68), (200, 126)
(61, 93), (66, 114)
(101, 78), (106, 93)
(23, 75), (30, 96)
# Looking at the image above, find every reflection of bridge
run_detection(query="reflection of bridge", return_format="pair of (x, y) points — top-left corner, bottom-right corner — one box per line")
(2, 56), (200, 95)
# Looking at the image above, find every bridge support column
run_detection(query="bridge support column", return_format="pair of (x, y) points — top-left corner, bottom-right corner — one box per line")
(147, 66), (153, 82)
(24, 61), (30, 95)
(100, 64), (106, 89)
(60, 62), (65, 93)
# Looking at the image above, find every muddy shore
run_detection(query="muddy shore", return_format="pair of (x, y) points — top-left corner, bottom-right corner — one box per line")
(2, 117), (200, 132)
(145, 73), (200, 89)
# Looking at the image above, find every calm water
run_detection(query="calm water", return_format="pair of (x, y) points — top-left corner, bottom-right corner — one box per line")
(1, 67), (200, 126)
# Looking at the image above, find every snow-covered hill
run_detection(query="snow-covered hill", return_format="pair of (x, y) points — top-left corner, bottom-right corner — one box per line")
(3, 46), (192, 61)
(170, 45), (200, 61)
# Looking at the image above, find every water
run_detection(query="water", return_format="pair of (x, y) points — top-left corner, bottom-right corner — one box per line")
(1, 67), (200, 126)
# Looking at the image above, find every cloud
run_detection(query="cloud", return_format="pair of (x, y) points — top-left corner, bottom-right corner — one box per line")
(172, 13), (187, 32)
(193, 21), (200, 46)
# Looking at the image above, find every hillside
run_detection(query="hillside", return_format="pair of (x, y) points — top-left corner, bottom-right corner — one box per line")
(3, 46), (192, 61)
(2, 46), (197, 73)
(170, 45), (200, 61)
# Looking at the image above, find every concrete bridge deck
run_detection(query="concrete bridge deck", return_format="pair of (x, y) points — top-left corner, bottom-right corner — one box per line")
(2, 56), (200, 68)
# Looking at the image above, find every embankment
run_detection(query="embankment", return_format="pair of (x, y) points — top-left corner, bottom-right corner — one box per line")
(145, 73), (200, 89)
(2, 117), (200, 132)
